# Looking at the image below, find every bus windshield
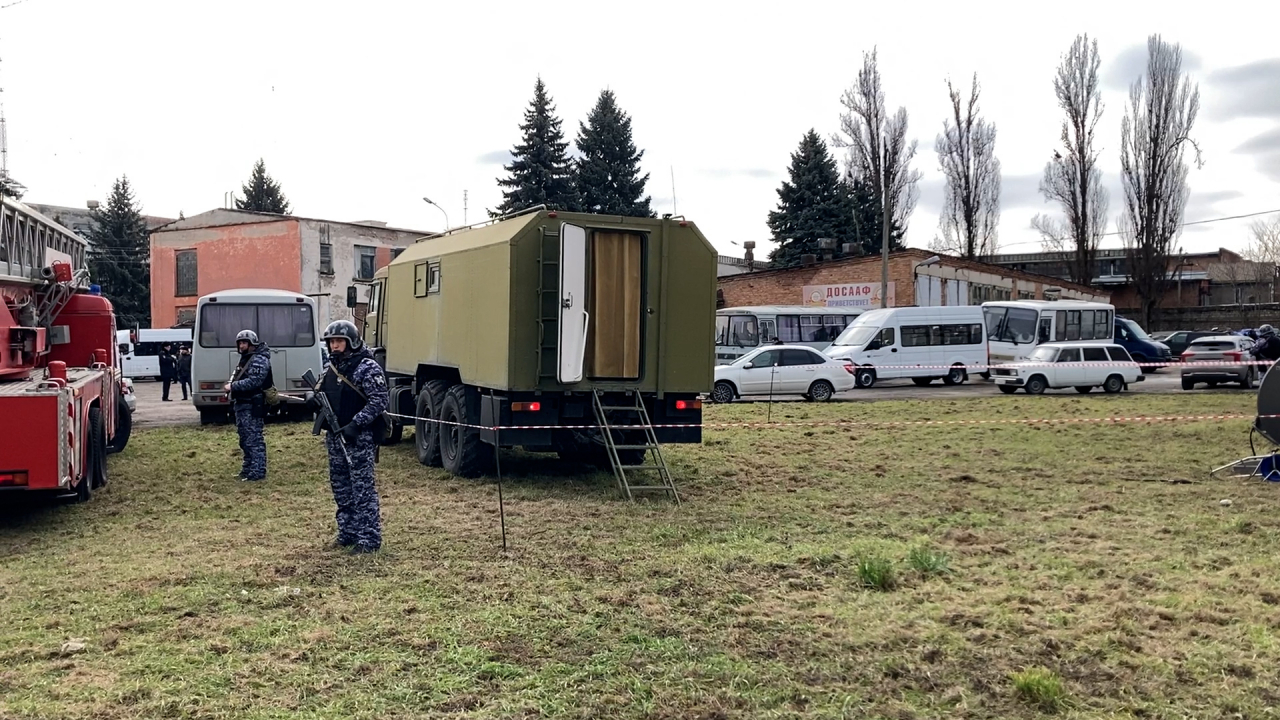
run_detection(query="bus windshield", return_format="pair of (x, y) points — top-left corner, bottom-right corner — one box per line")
(986, 306), (1038, 344)
(198, 303), (316, 348)
(715, 315), (759, 348)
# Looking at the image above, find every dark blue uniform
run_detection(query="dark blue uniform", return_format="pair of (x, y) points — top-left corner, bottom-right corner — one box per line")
(230, 343), (273, 481)
(320, 345), (388, 551)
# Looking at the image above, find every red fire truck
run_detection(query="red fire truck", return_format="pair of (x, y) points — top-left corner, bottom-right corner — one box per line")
(1, 197), (129, 502)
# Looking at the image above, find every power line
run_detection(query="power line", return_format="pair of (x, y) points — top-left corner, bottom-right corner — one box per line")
(997, 207), (1280, 251)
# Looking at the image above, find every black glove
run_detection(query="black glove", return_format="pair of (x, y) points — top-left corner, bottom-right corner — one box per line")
(306, 394), (322, 412)
(341, 422), (361, 443)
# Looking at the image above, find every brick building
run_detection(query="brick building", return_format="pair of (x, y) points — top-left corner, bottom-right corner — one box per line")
(989, 248), (1275, 312)
(718, 249), (1107, 310)
(149, 209), (432, 329)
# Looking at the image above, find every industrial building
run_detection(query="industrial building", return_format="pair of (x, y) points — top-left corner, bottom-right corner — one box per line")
(717, 248), (1107, 310)
(149, 209), (432, 329)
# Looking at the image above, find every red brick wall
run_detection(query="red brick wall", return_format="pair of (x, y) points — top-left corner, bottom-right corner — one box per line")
(719, 256), (919, 308)
(151, 221), (302, 328)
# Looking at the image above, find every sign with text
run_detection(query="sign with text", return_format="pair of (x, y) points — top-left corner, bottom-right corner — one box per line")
(802, 282), (896, 309)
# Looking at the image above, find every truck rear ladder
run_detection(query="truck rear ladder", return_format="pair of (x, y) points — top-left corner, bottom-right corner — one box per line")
(591, 391), (679, 504)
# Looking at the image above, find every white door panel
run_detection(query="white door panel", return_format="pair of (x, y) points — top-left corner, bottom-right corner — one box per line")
(558, 223), (588, 384)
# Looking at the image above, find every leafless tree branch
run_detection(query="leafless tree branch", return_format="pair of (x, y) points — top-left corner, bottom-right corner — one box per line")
(1035, 34), (1108, 286)
(935, 73), (1001, 258)
(1120, 34), (1201, 328)
(833, 47), (922, 238)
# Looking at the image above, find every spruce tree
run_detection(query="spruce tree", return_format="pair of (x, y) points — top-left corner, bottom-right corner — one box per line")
(573, 89), (653, 217)
(235, 159), (291, 214)
(767, 130), (858, 267)
(89, 176), (151, 329)
(492, 77), (577, 216)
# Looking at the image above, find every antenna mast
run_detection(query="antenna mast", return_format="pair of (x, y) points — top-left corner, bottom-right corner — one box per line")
(0, 52), (24, 198)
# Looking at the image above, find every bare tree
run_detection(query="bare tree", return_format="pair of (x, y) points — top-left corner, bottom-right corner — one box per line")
(1243, 215), (1280, 265)
(1120, 34), (1201, 329)
(1032, 34), (1108, 286)
(932, 74), (1001, 258)
(834, 47), (921, 245)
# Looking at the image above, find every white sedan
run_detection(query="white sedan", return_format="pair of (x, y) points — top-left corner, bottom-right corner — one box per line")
(712, 344), (855, 403)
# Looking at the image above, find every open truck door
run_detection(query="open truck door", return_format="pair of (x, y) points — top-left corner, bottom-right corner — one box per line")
(558, 223), (588, 384)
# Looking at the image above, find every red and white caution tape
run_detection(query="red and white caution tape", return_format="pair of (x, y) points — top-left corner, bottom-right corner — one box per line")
(388, 411), (1263, 433)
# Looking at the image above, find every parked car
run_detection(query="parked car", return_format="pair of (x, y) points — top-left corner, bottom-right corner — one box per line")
(1114, 317), (1172, 372)
(1156, 330), (1218, 359)
(120, 377), (137, 414)
(713, 344), (855, 403)
(992, 342), (1144, 394)
(1180, 335), (1259, 390)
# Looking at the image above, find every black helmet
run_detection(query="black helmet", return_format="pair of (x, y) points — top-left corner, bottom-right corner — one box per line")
(236, 329), (260, 346)
(323, 320), (363, 351)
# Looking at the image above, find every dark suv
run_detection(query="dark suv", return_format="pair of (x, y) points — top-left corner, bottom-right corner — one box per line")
(1115, 317), (1173, 372)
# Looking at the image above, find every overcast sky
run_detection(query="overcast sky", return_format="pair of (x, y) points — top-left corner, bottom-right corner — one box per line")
(3, 0), (1278, 260)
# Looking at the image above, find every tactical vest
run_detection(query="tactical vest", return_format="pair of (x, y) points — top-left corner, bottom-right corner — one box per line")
(321, 365), (367, 428)
(232, 355), (274, 403)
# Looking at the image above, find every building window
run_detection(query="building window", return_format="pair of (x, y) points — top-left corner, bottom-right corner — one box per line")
(319, 224), (334, 275)
(1018, 290), (1035, 299)
(428, 262), (441, 293)
(176, 306), (197, 326)
(355, 245), (376, 280)
(175, 249), (198, 297)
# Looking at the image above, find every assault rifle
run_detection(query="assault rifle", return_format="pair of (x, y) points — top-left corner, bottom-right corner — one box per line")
(302, 368), (351, 465)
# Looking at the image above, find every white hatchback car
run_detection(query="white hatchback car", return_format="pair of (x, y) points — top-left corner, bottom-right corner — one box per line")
(713, 344), (856, 403)
(991, 342), (1144, 394)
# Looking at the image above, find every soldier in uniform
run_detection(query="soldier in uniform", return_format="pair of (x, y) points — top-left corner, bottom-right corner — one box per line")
(310, 320), (389, 553)
(226, 329), (273, 482)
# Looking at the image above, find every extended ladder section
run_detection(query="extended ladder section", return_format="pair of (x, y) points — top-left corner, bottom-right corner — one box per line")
(535, 226), (560, 382)
(591, 391), (679, 503)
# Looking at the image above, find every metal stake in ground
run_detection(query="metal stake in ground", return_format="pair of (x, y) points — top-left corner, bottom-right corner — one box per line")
(494, 424), (507, 551)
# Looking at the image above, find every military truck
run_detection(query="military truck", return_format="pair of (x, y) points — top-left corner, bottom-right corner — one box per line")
(354, 209), (715, 495)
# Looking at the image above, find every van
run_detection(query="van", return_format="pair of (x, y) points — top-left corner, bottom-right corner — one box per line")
(115, 328), (192, 380)
(823, 306), (988, 388)
(1113, 316), (1172, 372)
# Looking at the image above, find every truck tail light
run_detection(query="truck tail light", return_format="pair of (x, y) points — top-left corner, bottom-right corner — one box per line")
(512, 402), (541, 412)
(675, 399), (702, 410)
(0, 472), (29, 487)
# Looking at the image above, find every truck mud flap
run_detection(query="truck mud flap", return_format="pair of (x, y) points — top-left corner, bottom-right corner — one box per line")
(480, 395), (554, 448)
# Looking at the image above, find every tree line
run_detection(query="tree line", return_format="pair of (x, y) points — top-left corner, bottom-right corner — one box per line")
(763, 34), (1205, 328)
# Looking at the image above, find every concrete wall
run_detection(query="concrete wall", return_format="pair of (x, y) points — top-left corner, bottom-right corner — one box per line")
(1137, 303), (1280, 332)
(297, 219), (423, 327)
(150, 220), (302, 328)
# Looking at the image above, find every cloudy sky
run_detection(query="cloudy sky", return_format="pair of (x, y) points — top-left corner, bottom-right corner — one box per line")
(3, 0), (1278, 260)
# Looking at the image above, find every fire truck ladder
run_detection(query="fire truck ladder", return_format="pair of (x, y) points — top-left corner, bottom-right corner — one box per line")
(591, 391), (679, 504)
(535, 225), (560, 382)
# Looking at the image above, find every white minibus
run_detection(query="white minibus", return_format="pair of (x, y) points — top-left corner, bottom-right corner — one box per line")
(822, 306), (988, 388)
(115, 328), (192, 380)
(981, 300), (1115, 366)
(715, 305), (863, 363)
(191, 288), (322, 424)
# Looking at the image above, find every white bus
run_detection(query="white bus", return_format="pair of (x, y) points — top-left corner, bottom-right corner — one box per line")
(191, 288), (323, 424)
(715, 305), (863, 363)
(115, 328), (192, 380)
(982, 300), (1115, 365)
(823, 306), (988, 388)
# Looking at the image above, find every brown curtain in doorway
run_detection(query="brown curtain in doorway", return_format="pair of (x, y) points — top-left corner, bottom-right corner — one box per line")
(586, 231), (643, 378)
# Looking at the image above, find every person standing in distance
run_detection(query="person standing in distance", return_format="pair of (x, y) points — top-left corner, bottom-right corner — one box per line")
(226, 330), (273, 482)
(310, 320), (388, 553)
(177, 346), (192, 401)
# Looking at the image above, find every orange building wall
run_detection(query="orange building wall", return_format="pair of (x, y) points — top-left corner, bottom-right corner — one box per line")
(151, 221), (302, 328)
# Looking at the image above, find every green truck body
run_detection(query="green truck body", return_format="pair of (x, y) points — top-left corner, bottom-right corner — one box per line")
(358, 209), (716, 477)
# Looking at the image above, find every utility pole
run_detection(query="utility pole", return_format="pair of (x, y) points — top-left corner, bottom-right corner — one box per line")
(463, 190), (468, 225)
(880, 136), (890, 309)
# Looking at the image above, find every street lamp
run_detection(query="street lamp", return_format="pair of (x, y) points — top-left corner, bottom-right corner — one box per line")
(422, 197), (449, 233)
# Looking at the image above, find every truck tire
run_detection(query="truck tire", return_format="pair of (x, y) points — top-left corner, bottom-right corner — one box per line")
(77, 407), (106, 501)
(108, 391), (132, 454)
(414, 380), (450, 467)
(439, 385), (492, 478)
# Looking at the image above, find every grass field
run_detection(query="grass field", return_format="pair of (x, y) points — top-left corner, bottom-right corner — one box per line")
(3, 391), (1280, 719)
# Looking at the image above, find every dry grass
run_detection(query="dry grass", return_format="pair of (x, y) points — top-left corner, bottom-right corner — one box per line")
(3, 390), (1280, 718)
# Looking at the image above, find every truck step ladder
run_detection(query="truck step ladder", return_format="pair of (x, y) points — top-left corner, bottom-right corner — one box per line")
(535, 226), (560, 381)
(591, 391), (679, 504)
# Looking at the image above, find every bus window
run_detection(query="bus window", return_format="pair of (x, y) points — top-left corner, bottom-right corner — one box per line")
(715, 315), (758, 347)
(1038, 317), (1052, 343)
(759, 318), (778, 343)
(983, 306), (1007, 340)
(996, 308), (1038, 344)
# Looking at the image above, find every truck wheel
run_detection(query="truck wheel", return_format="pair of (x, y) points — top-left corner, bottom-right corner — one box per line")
(439, 385), (492, 478)
(108, 392), (132, 454)
(414, 380), (449, 467)
(76, 407), (105, 501)
(943, 366), (966, 385)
